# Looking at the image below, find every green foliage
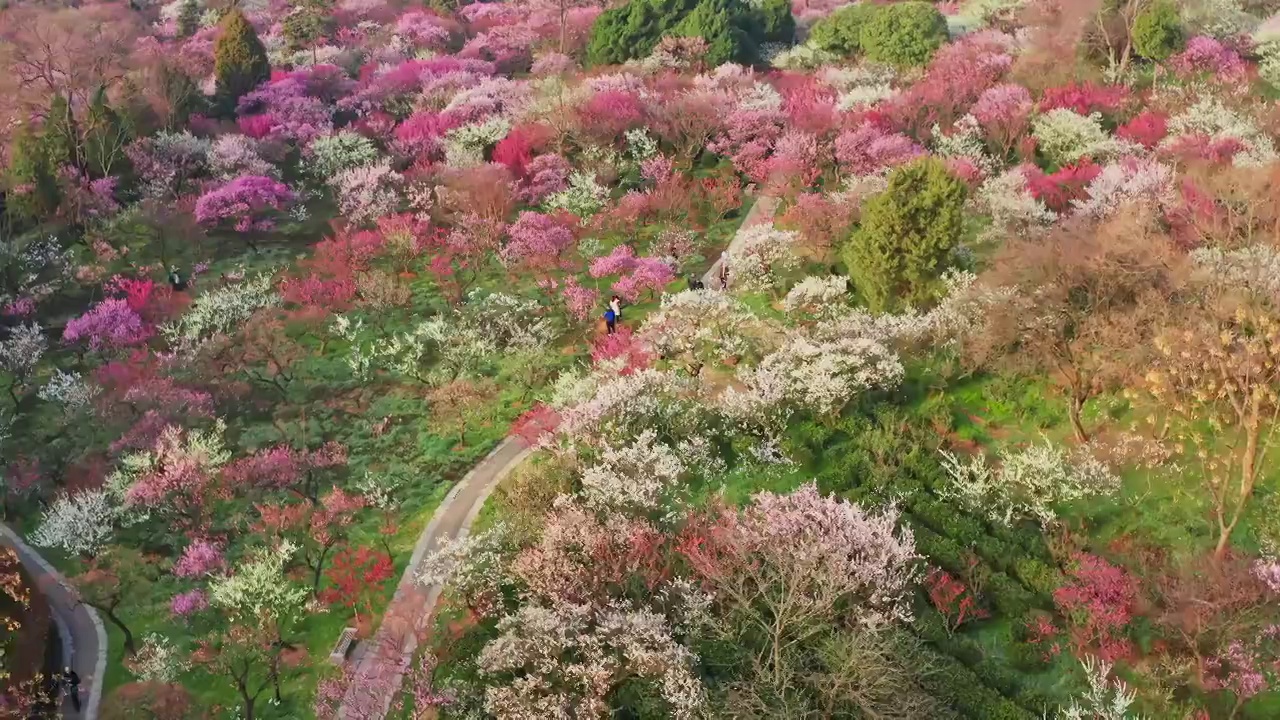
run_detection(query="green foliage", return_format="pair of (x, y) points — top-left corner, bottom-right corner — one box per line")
(4, 125), (60, 223)
(858, 1), (948, 67)
(43, 94), (79, 170)
(282, 0), (334, 53)
(843, 158), (967, 312)
(671, 0), (755, 66)
(808, 2), (876, 56)
(746, 0), (795, 44)
(176, 0), (200, 39)
(1132, 0), (1184, 60)
(158, 66), (204, 131)
(213, 9), (271, 112)
(585, 0), (700, 65)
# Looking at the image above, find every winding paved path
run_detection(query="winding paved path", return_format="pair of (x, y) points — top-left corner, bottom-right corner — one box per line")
(338, 192), (780, 718)
(0, 524), (106, 720)
(339, 440), (531, 718)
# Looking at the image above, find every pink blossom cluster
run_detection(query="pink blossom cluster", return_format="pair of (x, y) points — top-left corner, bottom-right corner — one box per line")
(172, 539), (226, 578)
(1169, 36), (1247, 84)
(501, 211), (576, 271)
(1038, 81), (1130, 117)
(170, 589), (209, 617)
(835, 123), (924, 177)
(63, 298), (151, 351)
(194, 175), (295, 233)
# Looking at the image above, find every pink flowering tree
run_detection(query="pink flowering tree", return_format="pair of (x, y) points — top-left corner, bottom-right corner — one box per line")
(834, 123), (924, 178)
(1168, 36), (1247, 85)
(612, 257), (676, 303)
(1053, 553), (1138, 662)
(194, 175), (295, 251)
(172, 539), (226, 578)
(170, 589), (209, 617)
(222, 441), (348, 505)
(63, 298), (151, 351)
(560, 277), (599, 323)
(972, 83), (1034, 161)
(500, 211), (577, 279)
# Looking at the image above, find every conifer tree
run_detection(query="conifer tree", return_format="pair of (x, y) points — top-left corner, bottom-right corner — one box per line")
(177, 0), (201, 39)
(84, 86), (133, 178)
(214, 8), (270, 113)
(5, 125), (61, 223)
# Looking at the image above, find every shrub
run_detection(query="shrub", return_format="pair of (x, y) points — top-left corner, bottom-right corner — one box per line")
(214, 9), (271, 112)
(672, 0), (755, 66)
(843, 159), (967, 312)
(858, 1), (948, 67)
(808, 3), (876, 56)
(1132, 0), (1184, 60)
(915, 650), (1036, 720)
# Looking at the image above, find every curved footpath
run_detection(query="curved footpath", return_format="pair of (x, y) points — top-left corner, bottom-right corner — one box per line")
(339, 193), (780, 719)
(0, 524), (107, 720)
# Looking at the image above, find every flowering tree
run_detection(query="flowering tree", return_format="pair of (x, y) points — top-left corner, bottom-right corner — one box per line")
(678, 483), (919, 691)
(318, 546), (393, 624)
(500, 211), (576, 277)
(330, 161), (404, 226)
(193, 175), (296, 250)
(29, 489), (118, 557)
(222, 442), (347, 505)
(781, 275), (848, 323)
(722, 224), (801, 296)
(63, 298), (151, 351)
(121, 421), (232, 530)
(0, 323), (46, 402)
(939, 442), (1119, 527)
(1053, 553), (1138, 662)
(172, 539), (226, 578)
(254, 488), (365, 594)
(638, 289), (769, 374)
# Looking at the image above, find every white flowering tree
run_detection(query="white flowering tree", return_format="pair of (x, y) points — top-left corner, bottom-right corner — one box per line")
(37, 369), (99, 413)
(639, 289), (771, 374)
(580, 429), (687, 515)
(476, 603), (706, 720)
(543, 171), (609, 217)
(0, 323), (46, 402)
(1059, 657), (1142, 720)
(939, 441), (1120, 527)
(126, 633), (191, 683)
(722, 336), (904, 438)
(722, 224), (801, 295)
(781, 276), (849, 323)
(209, 540), (308, 629)
(29, 489), (119, 557)
(160, 270), (281, 353)
(557, 368), (706, 448)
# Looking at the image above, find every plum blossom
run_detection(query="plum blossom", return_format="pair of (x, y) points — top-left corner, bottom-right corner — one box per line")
(194, 175), (295, 233)
(834, 122), (924, 178)
(29, 489), (118, 556)
(580, 429), (686, 513)
(330, 161), (404, 226)
(639, 289), (768, 369)
(63, 299), (151, 350)
(170, 589), (209, 617)
(781, 276), (848, 321)
(722, 224), (801, 294)
(173, 539), (226, 578)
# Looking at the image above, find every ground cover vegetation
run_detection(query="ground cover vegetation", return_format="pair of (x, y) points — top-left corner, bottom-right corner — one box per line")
(3, 0), (1280, 718)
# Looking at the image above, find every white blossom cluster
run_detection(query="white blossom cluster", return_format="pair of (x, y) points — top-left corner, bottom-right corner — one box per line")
(977, 168), (1057, 234)
(770, 43), (840, 72)
(331, 160), (405, 226)
(542, 171), (609, 217)
(781, 276), (849, 321)
(557, 368), (702, 447)
(128, 634), (191, 683)
(209, 540), (307, 622)
(161, 270), (280, 352)
(464, 292), (559, 352)
(639, 289), (768, 368)
(353, 470), (405, 510)
(37, 369), (99, 412)
(931, 115), (1001, 176)
(418, 524), (518, 616)
(580, 429), (686, 514)
(1180, 0), (1259, 39)
(209, 134), (276, 179)
(1032, 110), (1141, 166)
(476, 602), (705, 720)
(939, 441), (1120, 527)
(624, 128), (659, 164)
(1071, 159), (1175, 219)
(306, 131), (380, 180)
(723, 224), (801, 294)
(1164, 97), (1278, 167)
(722, 335), (904, 435)
(443, 117), (511, 168)
(1190, 244), (1280, 298)
(29, 489), (119, 557)
(0, 323), (46, 378)
(1060, 657), (1142, 720)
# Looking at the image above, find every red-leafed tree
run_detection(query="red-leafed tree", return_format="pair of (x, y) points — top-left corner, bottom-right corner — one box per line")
(925, 567), (988, 635)
(1053, 553), (1139, 662)
(255, 488), (366, 594)
(319, 546), (394, 624)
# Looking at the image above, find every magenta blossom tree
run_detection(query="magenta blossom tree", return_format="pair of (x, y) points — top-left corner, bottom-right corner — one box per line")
(500, 211), (576, 276)
(194, 175), (295, 251)
(63, 298), (151, 351)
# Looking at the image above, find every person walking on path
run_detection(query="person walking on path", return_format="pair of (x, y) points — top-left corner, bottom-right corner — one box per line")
(718, 263), (729, 291)
(62, 667), (81, 712)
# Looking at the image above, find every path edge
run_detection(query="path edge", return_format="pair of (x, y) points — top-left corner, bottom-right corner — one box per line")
(0, 524), (108, 720)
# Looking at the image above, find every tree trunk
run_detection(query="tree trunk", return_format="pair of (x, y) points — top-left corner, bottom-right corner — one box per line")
(96, 604), (136, 655)
(311, 544), (332, 596)
(1068, 396), (1089, 444)
(1214, 421), (1261, 561)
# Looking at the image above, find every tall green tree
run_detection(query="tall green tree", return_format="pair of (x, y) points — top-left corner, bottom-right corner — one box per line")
(4, 125), (61, 223)
(214, 8), (270, 113)
(43, 94), (80, 171)
(585, 0), (701, 65)
(673, 0), (754, 66)
(842, 159), (968, 312)
(281, 0), (334, 64)
(858, 1), (948, 67)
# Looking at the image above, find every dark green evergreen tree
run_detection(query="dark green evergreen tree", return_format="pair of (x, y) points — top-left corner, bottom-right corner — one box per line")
(43, 94), (80, 171)
(585, 0), (701, 66)
(282, 0), (334, 63)
(214, 8), (271, 113)
(747, 0), (794, 45)
(842, 159), (968, 312)
(858, 1), (948, 67)
(673, 0), (755, 66)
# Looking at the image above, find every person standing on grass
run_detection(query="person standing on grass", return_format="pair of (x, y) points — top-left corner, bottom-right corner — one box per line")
(603, 305), (617, 335)
(718, 263), (729, 291)
(610, 295), (622, 321)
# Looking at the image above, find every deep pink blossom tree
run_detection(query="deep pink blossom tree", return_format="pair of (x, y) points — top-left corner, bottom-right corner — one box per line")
(1053, 553), (1138, 662)
(63, 298), (151, 351)
(170, 589), (209, 616)
(1117, 110), (1169, 149)
(834, 122), (924, 177)
(518, 153), (572, 203)
(501, 211), (576, 275)
(172, 539), (226, 578)
(194, 175), (295, 250)
(612, 257), (675, 302)
(1038, 81), (1131, 117)
(1169, 36), (1247, 84)
(221, 442), (348, 504)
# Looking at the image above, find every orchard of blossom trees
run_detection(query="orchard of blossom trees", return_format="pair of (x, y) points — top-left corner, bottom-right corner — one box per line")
(3, 0), (1280, 717)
